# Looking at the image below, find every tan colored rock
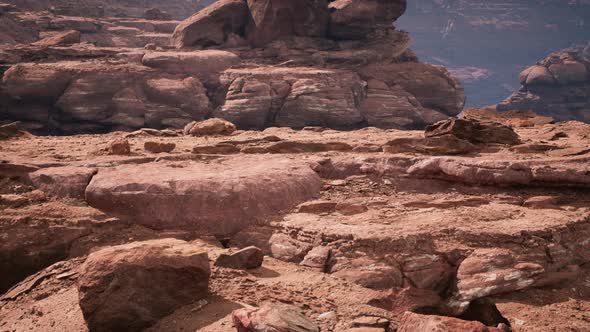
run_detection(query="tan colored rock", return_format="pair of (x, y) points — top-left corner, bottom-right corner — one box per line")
(31, 30), (80, 47)
(144, 141), (176, 153)
(549, 60), (588, 85)
(184, 118), (237, 136)
(2, 63), (72, 99)
(171, 0), (249, 48)
(269, 233), (313, 263)
(331, 257), (403, 289)
(78, 239), (210, 332)
(141, 50), (240, 78)
(383, 136), (476, 155)
(329, 0), (407, 40)
(425, 118), (522, 145)
(192, 142), (240, 154)
(300, 246), (331, 270)
(520, 65), (555, 85)
(29, 167), (97, 199)
(215, 246), (263, 269)
(106, 138), (131, 155)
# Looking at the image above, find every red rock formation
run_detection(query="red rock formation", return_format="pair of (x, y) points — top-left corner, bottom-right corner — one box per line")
(498, 44), (590, 122)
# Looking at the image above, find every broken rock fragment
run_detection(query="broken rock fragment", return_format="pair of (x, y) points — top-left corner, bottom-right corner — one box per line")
(215, 246), (264, 269)
(77, 238), (210, 332)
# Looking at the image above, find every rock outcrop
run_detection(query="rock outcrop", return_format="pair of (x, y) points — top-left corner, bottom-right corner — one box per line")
(77, 239), (210, 332)
(498, 44), (590, 122)
(85, 156), (322, 235)
(397, 1), (590, 107)
(232, 303), (320, 332)
(0, 0), (465, 133)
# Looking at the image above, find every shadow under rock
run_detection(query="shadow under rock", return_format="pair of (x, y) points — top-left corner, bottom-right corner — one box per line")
(145, 294), (243, 331)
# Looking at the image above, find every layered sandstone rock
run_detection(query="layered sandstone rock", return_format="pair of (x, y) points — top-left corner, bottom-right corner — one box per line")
(85, 156), (322, 235)
(78, 239), (210, 332)
(498, 45), (590, 122)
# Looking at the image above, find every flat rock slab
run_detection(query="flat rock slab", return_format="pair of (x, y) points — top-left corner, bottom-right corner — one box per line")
(85, 156), (322, 235)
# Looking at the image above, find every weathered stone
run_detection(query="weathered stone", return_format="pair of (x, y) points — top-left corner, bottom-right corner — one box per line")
(78, 239), (210, 332)
(398, 312), (505, 332)
(297, 200), (337, 214)
(171, 0), (249, 48)
(192, 142), (240, 154)
(331, 257), (403, 289)
(425, 118), (522, 145)
(31, 30), (80, 47)
(232, 303), (320, 332)
(29, 167), (97, 199)
(329, 0), (407, 40)
(144, 141), (176, 153)
(384, 136), (476, 155)
(215, 246), (264, 269)
(107, 138), (131, 155)
(368, 287), (442, 315)
(85, 156), (322, 235)
(300, 246), (331, 270)
(269, 233), (312, 263)
(245, 0), (330, 47)
(142, 50), (240, 78)
(360, 63), (465, 119)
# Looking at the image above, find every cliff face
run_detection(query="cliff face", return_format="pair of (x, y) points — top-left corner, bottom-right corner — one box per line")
(397, 0), (590, 107)
(0, 0), (466, 133)
(498, 44), (590, 122)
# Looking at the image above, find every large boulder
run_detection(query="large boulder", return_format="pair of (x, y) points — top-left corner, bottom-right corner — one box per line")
(78, 239), (210, 332)
(31, 30), (81, 47)
(245, 0), (330, 47)
(1, 62), (212, 131)
(171, 0), (250, 48)
(329, 0), (407, 40)
(183, 118), (236, 136)
(85, 156), (322, 235)
(29, 166), (97, 199)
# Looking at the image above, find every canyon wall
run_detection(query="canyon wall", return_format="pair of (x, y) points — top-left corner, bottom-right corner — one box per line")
(397, 0), (590, 107)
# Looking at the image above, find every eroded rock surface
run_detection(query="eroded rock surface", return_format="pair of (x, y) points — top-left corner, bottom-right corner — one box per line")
(85, 155), (322, 235)
(499, 45), (590, 122)
(0, 0), (464, 132)
(77, 239), (210, 332)
(1, 119), (590, 331)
